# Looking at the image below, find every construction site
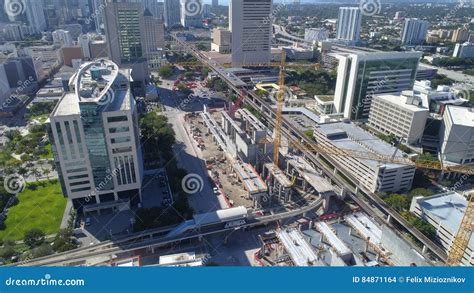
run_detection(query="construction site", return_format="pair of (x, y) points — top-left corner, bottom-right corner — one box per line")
(183, 105), (344, 212)
(255, 211), (430, 267)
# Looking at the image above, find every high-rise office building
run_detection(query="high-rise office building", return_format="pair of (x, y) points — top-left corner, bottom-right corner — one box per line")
(439, 106), (474, 166)
(143, 8), (166, 69)
(368, 92), (429, 145)
(212, 0), (219, 7)
(103, 0), (164, 90)
(105, 2), (165, 64)
(453, 42), (474, 58)
(49, 59), (143, 213)
(103, 0), (144, 65)
(211, 28), (232, 53)
(336, 7), (362, 42)
(52, 29), (74, 47)
(164, 0), (181, 28)
(143, 0), (164, 18)
(91, 0), (105, 33)
(25, 0), (47, 32)
(230, 0), (272, 66)
(3, 24), (23, 41)
(333, 51), (422, 120)
(451, 27), (470, 43)
(401, 18), (429, 45)
(180, 0), (202, 28)
(78, 34), (92, 59)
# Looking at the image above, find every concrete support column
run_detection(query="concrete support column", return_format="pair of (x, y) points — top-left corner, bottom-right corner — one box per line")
(323, 196), (330, 212)
(422, 245), (427, 254)
(386, 214), (391, 224)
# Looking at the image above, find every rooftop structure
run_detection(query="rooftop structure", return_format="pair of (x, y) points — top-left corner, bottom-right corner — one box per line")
(277, 229), (319, 266)
(332, 51), (421, 120)
(439, 106), (474, 167)
(410, 191), (473, 266)
(368, 92), (429, 145)
(315, 222), (352, 258)
(232, 161), (268, 195)
(285, 154), (334, 195)
(314, 121), (416, 193)
(345, 213), (382, 247)
(192, 206), (248, 226)
(159, 252), (203, 267)
(49, 59), (143, 214)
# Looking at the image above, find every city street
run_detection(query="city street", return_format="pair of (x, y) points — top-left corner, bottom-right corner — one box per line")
(157, 79), (227, 214)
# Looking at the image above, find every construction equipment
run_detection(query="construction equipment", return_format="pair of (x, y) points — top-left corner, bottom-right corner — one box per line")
(446, 192), (474, 266)
(281, 138), (474, 265)
(287, 139), (474, 174)
(173, 61), (320, 70)
(273, 50), (287, 168)
(258, 136), (474, 174)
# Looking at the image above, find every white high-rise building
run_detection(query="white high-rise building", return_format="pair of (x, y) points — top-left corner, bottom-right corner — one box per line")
(78, 34), (92, 59)
(180, 0), (203, 28)
(453, 42), (474, 58)
(230, 0), (273, 66)
(48, 59), (143, 214)
(25, 0), (47, 32)
(401, 18), (429, 45)
(439, 106), (474, 167)
(332, 51), (422, 120)
(368, 92), (429, 145)
(336, 7), (362, 42)
(52, 30), (74, 47)
(164, 0), (181, 28)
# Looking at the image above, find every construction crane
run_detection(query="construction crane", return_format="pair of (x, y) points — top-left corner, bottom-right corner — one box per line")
(169, 41), (473, 265)
(275, 138), (474, 265)
(287, 139), (474, 174)
(446, 193), (474, 266)
(273, 50), (287, 167)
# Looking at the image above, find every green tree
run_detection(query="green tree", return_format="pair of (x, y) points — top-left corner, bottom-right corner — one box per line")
(417, 153), (438, 162)
(24, 228), (45, 248)
(158, 65), (174, 79)
(384, 194), (409, 212)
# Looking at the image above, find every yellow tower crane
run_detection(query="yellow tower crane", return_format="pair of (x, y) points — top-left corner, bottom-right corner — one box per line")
(283, 138), (474, 266)
(273, 50), (287, 168)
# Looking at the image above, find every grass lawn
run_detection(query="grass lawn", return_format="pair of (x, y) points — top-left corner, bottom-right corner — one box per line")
(39, 143), (53, 160)
(0, 180), (67, 241)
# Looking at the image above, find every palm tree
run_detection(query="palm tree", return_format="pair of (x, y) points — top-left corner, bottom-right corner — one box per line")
(18, 167), (28, 178)
(30, 168), (40, 181)
(42, 168), (51, 181)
